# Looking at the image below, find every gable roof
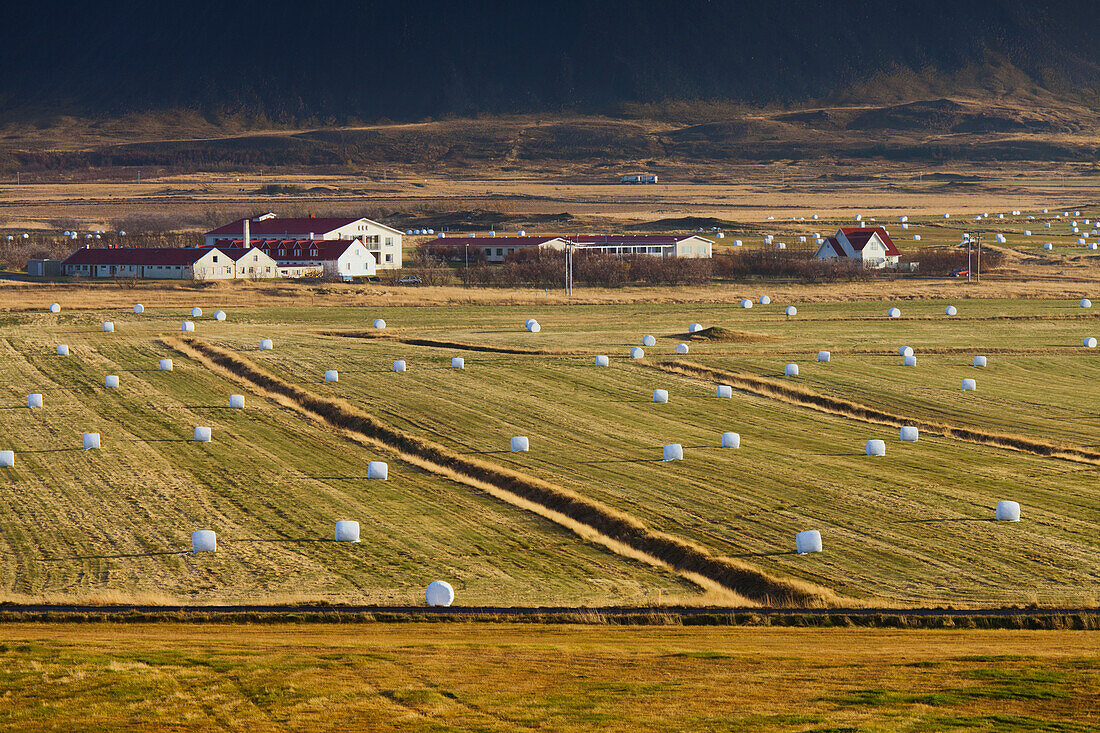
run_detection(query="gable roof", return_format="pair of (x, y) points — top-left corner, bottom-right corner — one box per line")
(839, 227), (900, 256)
(573, 234), (709, 245)
(206, 217), (360, 238)
(825, 237), (846, 257)
(214, 247), (276, 262)
(62, 247), (214, 266)
(252, 239), (359, 263)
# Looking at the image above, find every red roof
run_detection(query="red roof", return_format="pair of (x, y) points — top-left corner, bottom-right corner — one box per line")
(441, 236), (561, 247)
(253, 239), (356, 263)
(215, 247), (272, 262)
(62, 247), (213, 266)
(825, 237), (845, 257)
(574, 234), (702, 244)
(839, 227), (900, 256)
(205, 217), (360, 238)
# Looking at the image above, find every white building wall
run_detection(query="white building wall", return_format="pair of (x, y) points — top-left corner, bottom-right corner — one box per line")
(327, 242), (377, 279)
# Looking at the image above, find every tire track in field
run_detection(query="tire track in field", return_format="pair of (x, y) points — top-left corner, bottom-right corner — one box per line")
(322, 330), (573, 355)
(164, 336), (838, 607)
(654, 360), (1100, 465)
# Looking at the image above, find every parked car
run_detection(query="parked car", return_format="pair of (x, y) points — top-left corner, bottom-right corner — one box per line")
(951, 267), (969, 277)
(397, 275), (423, 286)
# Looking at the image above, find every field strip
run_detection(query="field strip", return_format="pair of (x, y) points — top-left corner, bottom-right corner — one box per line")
(164, 336), (838, 607)
(656, 360), (1100, 465)
(322, 331), (579, 355)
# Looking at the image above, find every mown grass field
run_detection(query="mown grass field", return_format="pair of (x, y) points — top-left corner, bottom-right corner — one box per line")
(1, 294), (1099, 606)
(0, 623), (1096, 732)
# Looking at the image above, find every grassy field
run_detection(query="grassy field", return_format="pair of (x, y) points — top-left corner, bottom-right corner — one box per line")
(0, 623), (1095, 731)
(0, 292), (1098, 607)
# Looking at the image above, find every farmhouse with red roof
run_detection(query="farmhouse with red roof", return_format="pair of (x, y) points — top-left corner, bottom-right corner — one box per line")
(204, 213), (403, 269)
(814, 227), (900, 269)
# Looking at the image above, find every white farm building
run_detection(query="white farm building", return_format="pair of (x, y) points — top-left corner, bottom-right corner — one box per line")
(814, 227), (901, 269)
(61, 247), (276, 280)
(204, 213), (403, 269)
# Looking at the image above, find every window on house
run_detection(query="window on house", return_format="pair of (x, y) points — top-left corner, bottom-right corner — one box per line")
(385, 237), (393, 246)
(385, 254), (392, 263)
(212, 256), (218, 263)
(310, 249), (318, 256)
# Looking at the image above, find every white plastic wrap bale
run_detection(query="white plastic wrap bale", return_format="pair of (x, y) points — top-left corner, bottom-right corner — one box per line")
(191, 307), (202, 317)
(630, 347), (645, 359)
(191, 530), (217, 553)
(817, 351), (831, 362)
(652, 389), (669, 403)
(721, 432), (741, 448)
(104, 375), (119, 389)
(785, 306), (797, 316)
(56, 345), (69, 356)
(1024, 230), (1032, 236)
(733, 239), (743, 246)
(642, 335), (656, 347)
(1085, 337), (1097, 349)
(528, 322), (541, 333)
(159, 358), (173, 371)
(1079, 238), (1088, 245)
(510, 436), (530, 452)
(688, 323), (704, 333)
(1044, 242), (1053, 250)
(784, 363), (799, 376)
(229, 394), (245, 409)
(595, 355), (610, 367)
(334, 520), (361, 542)
(740, 299), (753, 309)
(133, 304), (144, 314)
(324, 370), (339, 382)
(393, 360), (407, 372)
(961, 378), (977, 391)
(901, 223), (909, 229)
(900, 426), (919, 442)
(425, 580), (455, 607)
(903, 355), (917, 367)
(194, 426), (212, 442)
(260, 339), (274, 350)
(27, 394), (42, 408)
(0, 451), (13, 468)
(866, 439), (886, 456)
(49, 303), (61, 313)
(888, 307), (901, 318)
(1090, 244), (1098, 250)
(795, 530), (822, 554)
(759, 295), (772, 305)
(524, 318), (538, 329)
(716, 385), (733, 399)
(995, 500), (1021, 522)
(899, 346), (914, 357)
(367, 461), (389, 479)
(214, 310), (226, 321)
(974, 356), (988, 367)
(181, 321), (195, 332)
(1082, 299), (1092, 308)
(82, 432), (100, 450)
(945, 306), (958, 316)
(995, 234), (1007, 243)
(913, 235), (921, 241)
(373, 318), (386, 329)
(662, 443), (684, 461)
(676, 343), (689, 354)
(102, 322), (114, 332)
(451, 357), (464, 369)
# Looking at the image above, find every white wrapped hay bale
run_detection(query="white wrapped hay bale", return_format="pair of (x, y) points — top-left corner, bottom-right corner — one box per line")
(1043, 243), (1053, 250)
(1082, 299), (1092, 308)
(676, 343), (689, 354)
(721, 432), (740, 448)
(817, 351), (831, 362)
(191, 530), (217, 553)
(899, 346), (913, 357)
(795, 530), (822, 554)
(214, 310), (226, 321)
(974, 356), (987, 367)
(759, 295), (771, 305)
(595, 355), (610, 367)
(260, 339), (274, 350)
(785, 306), (797, 316)
(393, 360), (407, 372)
(913, 235), (921, 241)
(1084, 338), (1097, 349)
(784, 363), (799, 376)
(367, 461), (389, 479)
(82, 432), (100, 450)
(133, 304), (144, 314)
(373, 318), (386, 329)
(334, 520), (361, 542)
(510, 436), (529, 452)
(995, 500), (1021, 522)
(903, 355), (917, 367)
(1024, 230), (1032, 236)
(740, 299), (753, 309)
(229, 394), (245, 409)
(49, 303), (61, 314)
(961, 378), (977, 391)
(888, 307), (901, 318)
(945, 306), (957, 316)
(191, 307), (202, 317)
(900, 426), (919, 442)
(630, 347), (645, 359)
(0, 451), (13, 468)
(652, 389), (669, 403)
(451, 357), (464, 369)
(27, 394), (42, 409)
(104, 375), (119, 389)
(717, 385), (733, 399)
(642, 335), (656, 347)
(324, 370), (339, 382)
(866, 439), (886, 456)
(662, 443), (684, 461)
(102, 322), (114, 333)
(194, 426), (212, 442)
(56, 345), (69, 356)
(524, 318), (537, 329)
(181, 321), (195, 332)
(426, 580), (455, 607)
(688, 323), (704, 333)
(159, 358), (173, 371)
(528, 322), (541, 333)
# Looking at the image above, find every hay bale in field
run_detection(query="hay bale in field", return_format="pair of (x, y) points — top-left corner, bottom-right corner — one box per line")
(374, 318), (386, 329)
(899, 346), (913, 357)
(334, 520), (361, 542)
(324, 370), (339, 382)
(945, 306), (957, 316)
(817, 351), (831, 362)
(1024, 230), (1032, 236)
(866, 439), (886, 456)
(191, 307), (202, 317)
(904, 355), (917, 367)
(595, 355), (610, 367)
(510, 436), (530, 452)
(689, 323), (704, 333)
(159, 358), (173, 371)
(1085, 337), (1097, 349)
(740, 299), (753, 309)
(785, 306), (797, 316)
(888, 307), (901, 318)
(191, 530), (216, 553)
(1044, 242), (1053, 250)
(759, 295), (771, 305)
(663, 444), (684, 461)
(260, 339), (274, 350)
(717, 385), (733, 398)
(0, 451), (13, 468)
(133, 304), (144, 314)
(913, 235), (921, 241)
(1090, 243), (1098, 250)
(796, 530), (822, 554)
(995, 500), (1021, 522)
(528, 322), (541, 333)
(721, 432), (740, 448)
(82, 433), (100, 450)
(900, 426), (919, 442)
(367, 461), (389, 479)
(961, 378), (977, 391)
(426, 580), (455, 607)
(676, 343), (689, 354)
(630, 347), (645, 359)
(451, 357), (464, 369)
(27, 394), (42, 408)
(784, 363), (799, 376)
(524, 318), (538, 329)
(229, 395), (245, 409)
(642, 335), (656, 347)
(102, 322), (114, 332)
(733, 239), (743, 246)
(104, 375), (119, 389)
(181, 321), (195, 332)
(393, 360), (407, 372)
(1082, 299), (1092, 308)
(49, 303), (60, 313)
(652, 389), (669, 403)
(974, 356), (987, 367)
(56, 345), (69, 356)
(194, 426), (212, 442)
(214, 310), (226, 321)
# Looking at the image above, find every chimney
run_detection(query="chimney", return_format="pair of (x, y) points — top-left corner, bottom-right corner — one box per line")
(243, 218), (250, 246)
(309, 232), (314, 240)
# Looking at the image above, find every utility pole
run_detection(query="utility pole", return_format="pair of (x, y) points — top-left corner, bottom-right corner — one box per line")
(966, 233), (972, 283)
(464, 243), (469, 288)
(976, 232), (982, 284)
(565, 242), (574, 296)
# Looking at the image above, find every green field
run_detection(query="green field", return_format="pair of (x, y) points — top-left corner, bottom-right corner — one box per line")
(1, 296), (1099, 606)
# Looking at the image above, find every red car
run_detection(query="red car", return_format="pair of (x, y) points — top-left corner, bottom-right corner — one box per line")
(951, 267), (969, 277)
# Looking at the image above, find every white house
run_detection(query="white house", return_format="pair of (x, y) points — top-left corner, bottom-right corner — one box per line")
(620, 174), (658, 184)
(217, 247), (280, 279)
(204, 213), (403, 269)
(61, 247), (238, 280)
(567, 235), (713, 258)
(444, 236), (571, 263)
(254, 239), (376, 279)
(814, 227), (900, 269)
